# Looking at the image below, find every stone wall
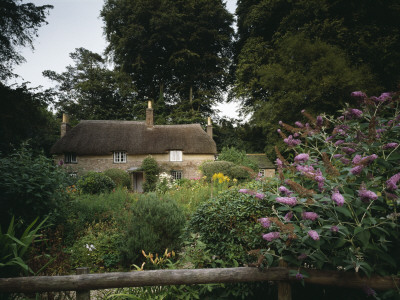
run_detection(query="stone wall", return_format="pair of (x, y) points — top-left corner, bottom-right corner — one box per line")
(55, 153), (214, 179)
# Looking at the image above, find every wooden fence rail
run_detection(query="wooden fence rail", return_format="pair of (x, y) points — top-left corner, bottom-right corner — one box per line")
(0, 267), (399, 297)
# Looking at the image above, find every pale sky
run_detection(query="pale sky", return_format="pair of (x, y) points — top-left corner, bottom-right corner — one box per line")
(12, 0), (241, 120)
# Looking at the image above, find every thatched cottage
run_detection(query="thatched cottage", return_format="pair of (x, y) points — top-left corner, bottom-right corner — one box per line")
(51, 102), (217, 192)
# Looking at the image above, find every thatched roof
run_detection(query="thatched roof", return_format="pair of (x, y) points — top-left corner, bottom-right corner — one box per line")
(246, 154), (275, 169)
(51, 120), (217, 155)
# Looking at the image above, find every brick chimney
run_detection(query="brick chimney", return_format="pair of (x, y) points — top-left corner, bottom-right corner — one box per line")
(61, 113), (70, 138)
(146, 100), (154, 127)
(207, 117), (213, 139)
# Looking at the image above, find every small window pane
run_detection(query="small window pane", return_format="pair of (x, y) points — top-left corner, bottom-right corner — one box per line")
(113, 151), (126, 163)
(65, 153), (77, 164)
(171, 171), (183, 180)
(170, 150), (182, 162)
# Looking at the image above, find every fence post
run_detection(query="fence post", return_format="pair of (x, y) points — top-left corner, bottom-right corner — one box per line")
(278, 260), (291, 300)
(76, 267), (90, 300)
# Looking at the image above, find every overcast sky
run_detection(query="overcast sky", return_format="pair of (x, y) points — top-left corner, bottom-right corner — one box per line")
(12, 0), (240, 119)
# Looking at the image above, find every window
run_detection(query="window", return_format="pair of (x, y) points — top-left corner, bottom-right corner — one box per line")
(258, 169), (266, 177)
(170, 150), (183, 162)
(171, 170), (183, 180)
(64, 153), (77, 164)
(113, 151), (127, 163)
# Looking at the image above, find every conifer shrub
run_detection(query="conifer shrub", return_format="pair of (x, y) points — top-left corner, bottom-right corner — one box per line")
(120, 193), (186, 265)
(77, 171), (115, 194)
(104, 168), (130, 188)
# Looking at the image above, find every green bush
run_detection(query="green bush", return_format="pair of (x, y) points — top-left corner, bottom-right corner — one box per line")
(218, 147), (258, 171)
(187, 188), (273, 263)
(141, 156), (159, 192)
(200, 160), (253, 182)
(0, 145), (71, 229)
(120, 193), (186, 265)
(77, 171), (116, 194)
(104, 168), (130, 188)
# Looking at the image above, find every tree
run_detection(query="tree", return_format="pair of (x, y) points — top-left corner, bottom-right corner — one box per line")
(101, 0), (234, 123)
(0, 0), (52, 80)
(0, 82), (58, 155)
(43, 48), (140, 122)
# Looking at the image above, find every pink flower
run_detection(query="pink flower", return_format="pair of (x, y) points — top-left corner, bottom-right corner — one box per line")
(276, 197), (297, 206)
(331, 190), (344, 206)
(350, 165), (364, 175)
(239, 189), (248, 194)
(386, 173), (400, 191)
(358, 189), (378, 202)
(352, 154), (362, 165)
(255, 193), (265, 199)
(342, 147), (356, 154)
(351, 91), (367, 99)
(360, 154), (378, 165)
(262, 232), (280, 242)
(333, 154), (343, 159)
(383, 143), (399, 149)
(294, 153), (309, 163)
(308, 230), (320, 241)
(258, 218), (271, 228)
(278, 186), (292, 196)
(295, 121), (304, 128)
(302, 212), (319, 221)
(334, 140), (345, 146)
(276, 158), (283, 168)
(330, 226), (339, 233)
(340, 158), (350, 165)
(284, 135), (301, 147)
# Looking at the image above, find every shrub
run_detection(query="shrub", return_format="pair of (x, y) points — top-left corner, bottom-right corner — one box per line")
(200, 161), (252, 182)
(141, 156), (159, 192)
(103, 168), (130, 188)
(218, 146), (258, 171)
(0, 145), (71, 228)
(77, 171), (115, 194)
(256, 91), (400, 280)
(187, 188), (273, 263)
(120, 193), (186, 265)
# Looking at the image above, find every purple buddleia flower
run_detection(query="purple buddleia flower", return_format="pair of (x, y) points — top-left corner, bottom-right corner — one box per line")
(334, 140), (345, 146)
(316, 116), (323, 126)
(352, 154), (362, 165)
(351, 165), (364, 175)
(284, 135), (302, 147)
(296, 164), (315, 174)
(330, 225), (339, 233)
(386, 173), (400, 191)
(276, 158), (283, 168)
(262, 232), (280, 242)
(279, 120), (283, 125)
(294, 153), (310, 163)
(378, 92), (392, 102)
(358, 188), (378, 202)
(360, 154), (378, 165)
(332, 190), (345, 206)
(279, 186), (292, 196)
(239, 189), (248, 194)
(308, 230), (320, 241)
(295, 273), (304, 280)
(340, 158), (350, 165)
(295, 121), (304, 128)
(284, 211), (293, 221)
(255, 193), (265, 199)
(302, 212), (319, 221)
(258, 218), (271, 228)
(342, 147), (356, 154)
(315, 169), (325, 191)
(293, 132), (300, 137)
(351, 91), (367, 99)
(276, 197), (297, 206)
(383, 142), (399, 149)
(348, 108), (363, 118)
(326, 136), (334, 142)
(333, 154), (343, 159)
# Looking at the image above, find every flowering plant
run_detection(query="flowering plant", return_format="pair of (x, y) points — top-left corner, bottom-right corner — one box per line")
(256, 91), (400, 277)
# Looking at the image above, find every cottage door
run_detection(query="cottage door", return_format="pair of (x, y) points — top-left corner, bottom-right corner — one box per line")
(132, 172), (144, 193)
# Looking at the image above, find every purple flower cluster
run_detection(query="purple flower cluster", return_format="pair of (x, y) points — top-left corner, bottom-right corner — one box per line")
(284, 211), (293, 221)
(352, 154), (362, 165)
(302, 212), (319, 221)
(284, 135), (301, 147)
(331, 190), (344, 206)
(276, 158), (283, 168)
(255, 193), (265, 199)
(350, 165), (364, 175)
(315, 169), (325, 191)
(308, 230), (320, 241)
(358, 188), (378, 203)
(276, 197), (297, 206)
(330, 225), (339, 233)
(383, 142), (399, 149)
(342, 147), (356, 154)
(351, 91), (367, 99)
(371, 92), (392, 103)
(294, 153), (310, 163)
(360, 154), (378, 165)
(278, 186), (292, 196)
(262, 232), (280, 242)
(295, 273), (304, 280)
(295, 121), (304, 128)
(239, 189), (265, 199)
(386, 173), (400, 191)
(316, 116), (323, 127)
(334, 140), (345, 146)
(258, 217), (271, 228)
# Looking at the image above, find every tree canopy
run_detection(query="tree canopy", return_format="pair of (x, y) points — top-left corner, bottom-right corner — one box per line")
(101, 0), (234, 123)
(0, 0), (52, 80)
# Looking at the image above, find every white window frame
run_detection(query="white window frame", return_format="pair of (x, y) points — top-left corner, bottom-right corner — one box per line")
(169, 150), (183, 162)
(258, 169), (266, 177)
(113, 151), (127, 163)
(171, 170), (183, 180)
(64, 153), (77, 164)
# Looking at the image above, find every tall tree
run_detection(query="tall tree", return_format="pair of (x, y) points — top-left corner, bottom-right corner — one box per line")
(43, 48), (139, 122)
(101, 0), (234, 123)
(234, 0), (400, 156)
(0, 0), (52, 81)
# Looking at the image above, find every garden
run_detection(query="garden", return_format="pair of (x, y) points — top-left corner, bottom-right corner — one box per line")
(1, 91), (400, 299)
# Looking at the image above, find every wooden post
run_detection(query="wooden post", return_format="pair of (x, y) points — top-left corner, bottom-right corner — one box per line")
(76, 268), (90, 300)
(278, 260), (291, 300)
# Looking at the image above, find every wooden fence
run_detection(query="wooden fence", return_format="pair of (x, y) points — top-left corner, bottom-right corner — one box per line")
(0, 266), (399, 300)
